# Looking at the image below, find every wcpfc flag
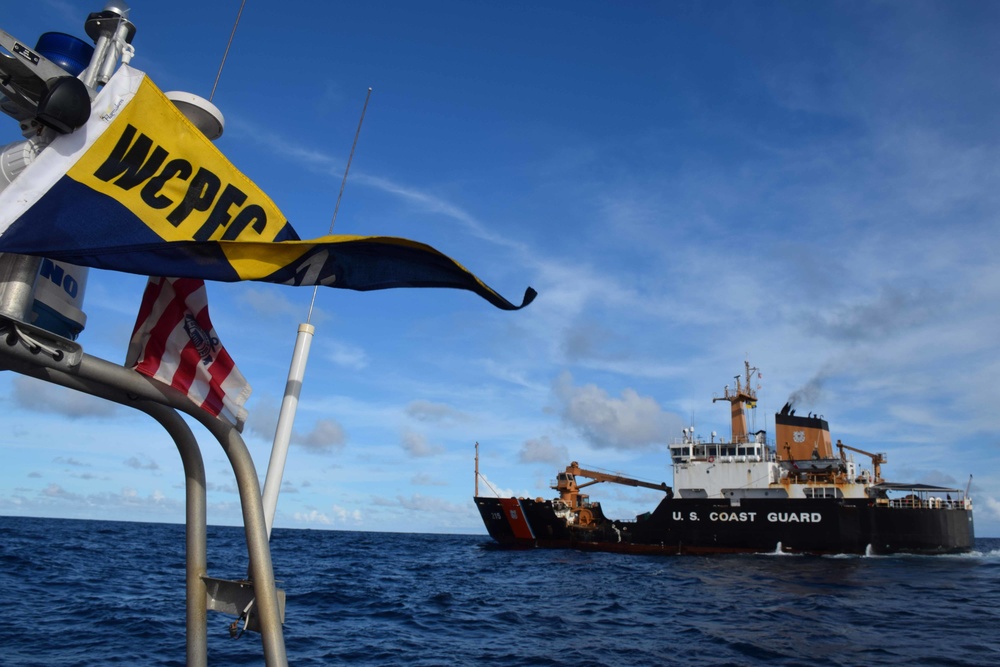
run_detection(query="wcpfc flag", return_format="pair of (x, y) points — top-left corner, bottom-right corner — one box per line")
(126, 277), (251, 430)
(0, 65), (535, 311)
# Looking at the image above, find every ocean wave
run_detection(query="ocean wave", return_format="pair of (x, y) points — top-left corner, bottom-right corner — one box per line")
(2, 517), (998, 667)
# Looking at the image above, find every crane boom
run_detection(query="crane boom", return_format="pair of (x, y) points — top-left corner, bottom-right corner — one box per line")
(836, 439), (887, 483)
(550, 461), (671, 527)
(566, 462), (670, 492)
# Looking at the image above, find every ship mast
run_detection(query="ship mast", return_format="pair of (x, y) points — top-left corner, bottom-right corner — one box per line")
(712, 360), (758, 443)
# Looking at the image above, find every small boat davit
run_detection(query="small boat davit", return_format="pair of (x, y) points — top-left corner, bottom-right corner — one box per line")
(474, 362), (975, 555)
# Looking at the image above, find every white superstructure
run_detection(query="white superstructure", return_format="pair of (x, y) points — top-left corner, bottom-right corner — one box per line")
(668, 361), (879, 501)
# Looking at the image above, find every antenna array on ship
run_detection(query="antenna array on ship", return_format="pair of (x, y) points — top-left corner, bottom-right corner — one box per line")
(712, 360), (760, 444)
(0, 4), (288, 665)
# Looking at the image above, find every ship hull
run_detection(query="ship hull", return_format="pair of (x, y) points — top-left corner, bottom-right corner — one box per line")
(475, 496), (975, 555)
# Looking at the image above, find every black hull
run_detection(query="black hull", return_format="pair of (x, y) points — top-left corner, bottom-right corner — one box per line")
(475, 496), (975, 555)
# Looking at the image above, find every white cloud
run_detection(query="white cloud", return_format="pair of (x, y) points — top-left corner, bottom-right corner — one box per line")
(331, 504), (362, 524)
(292, 419), (347, 453)
(244, 394), (280, 442)
(12, 376), (118, 419)
(552, 372), (684, 449)
(23, 484), (182, 516)
(353, 173), (525, 252)
(406, 400), (468, 424)
(475, 474), (529, 500)
(43, 483), (80, 501)
(376, 493), (468, 514)
(228, 117), (340, 171)
(518, 436), (568, 464)
(237, 286), (313, 320)
(412, 473), (447, 487)
(324, 339), (368, 370)
(982, 497), (1000, 523)
(124, 455), (159, 471)
(54, 457), (89, 467)
(293, 510), (331, 525)
(401, 429), (444, 458)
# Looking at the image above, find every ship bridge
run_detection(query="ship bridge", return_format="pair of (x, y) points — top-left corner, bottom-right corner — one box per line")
(669, 434), (773, 465)
(670, 427), (781, 498)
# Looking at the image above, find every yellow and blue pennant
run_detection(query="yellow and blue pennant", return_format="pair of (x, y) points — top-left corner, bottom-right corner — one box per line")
(0, 66), (535, 310)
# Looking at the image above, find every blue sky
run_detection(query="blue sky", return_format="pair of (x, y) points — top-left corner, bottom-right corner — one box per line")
(2, 0), (998, 537)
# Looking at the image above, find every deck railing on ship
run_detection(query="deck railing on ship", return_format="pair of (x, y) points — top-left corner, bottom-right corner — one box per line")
(883, 497), (971, 510)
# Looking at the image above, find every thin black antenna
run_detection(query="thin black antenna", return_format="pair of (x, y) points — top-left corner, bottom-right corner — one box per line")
(328, 87), (372, 235)
(210, 0), (248, 102)
(306, 87), (373, 323)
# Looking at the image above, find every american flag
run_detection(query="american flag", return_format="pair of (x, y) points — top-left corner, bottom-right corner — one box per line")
(126, 277), (251, 430)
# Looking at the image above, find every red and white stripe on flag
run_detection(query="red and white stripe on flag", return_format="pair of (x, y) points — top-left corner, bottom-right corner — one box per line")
(126, 277), (251, 430)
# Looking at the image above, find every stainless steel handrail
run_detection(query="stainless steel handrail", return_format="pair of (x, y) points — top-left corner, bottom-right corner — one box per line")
(0, 317), (287, 666)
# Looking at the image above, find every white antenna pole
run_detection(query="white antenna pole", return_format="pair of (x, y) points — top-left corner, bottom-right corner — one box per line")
(260, 89), (372, 538)
(260, 322), (314, 538)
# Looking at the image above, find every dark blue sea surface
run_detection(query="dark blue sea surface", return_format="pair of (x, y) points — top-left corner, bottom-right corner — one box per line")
(0, 516), (997, 666)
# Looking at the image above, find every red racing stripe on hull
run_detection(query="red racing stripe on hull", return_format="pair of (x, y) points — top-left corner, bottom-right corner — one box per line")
(498, 498), (535, 540)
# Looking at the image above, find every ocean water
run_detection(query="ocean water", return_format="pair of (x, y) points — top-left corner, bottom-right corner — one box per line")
(0, 516), (997, 666)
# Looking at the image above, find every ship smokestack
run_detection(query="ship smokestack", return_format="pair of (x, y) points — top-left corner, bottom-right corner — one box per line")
(775, 408), (833, 463)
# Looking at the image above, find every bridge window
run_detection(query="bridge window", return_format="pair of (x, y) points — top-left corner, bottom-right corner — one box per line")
(803, 487), (843, 499)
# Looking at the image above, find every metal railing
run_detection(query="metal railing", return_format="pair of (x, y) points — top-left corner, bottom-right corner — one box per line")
(884, 496), (971, 510)
(0, 314), (288, 666)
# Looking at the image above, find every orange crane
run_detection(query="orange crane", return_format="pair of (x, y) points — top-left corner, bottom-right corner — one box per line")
(836, 440), (887, 483)
(552, 462), (670, 526)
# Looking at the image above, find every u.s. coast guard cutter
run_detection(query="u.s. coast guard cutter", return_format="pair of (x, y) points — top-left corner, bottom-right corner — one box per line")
(475, 362), (974, 555)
